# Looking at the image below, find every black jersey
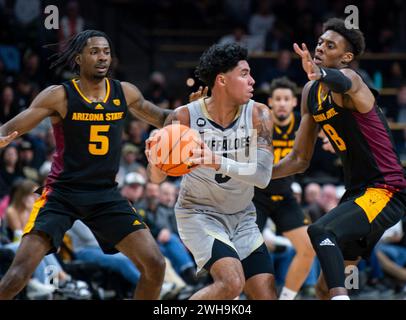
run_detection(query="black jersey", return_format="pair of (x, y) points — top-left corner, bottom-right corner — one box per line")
(46, 78), (127, 193)
(256, 112), (300, 196)
(307, 80), (406, 192)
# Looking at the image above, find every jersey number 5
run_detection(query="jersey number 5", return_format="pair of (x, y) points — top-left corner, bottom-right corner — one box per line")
(89, 125), (110, 155)
(322, 124), (346, 151)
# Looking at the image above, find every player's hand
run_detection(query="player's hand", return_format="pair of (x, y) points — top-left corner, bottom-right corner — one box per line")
(145, 129), (160, 164)
(157, 228), (171, 243)
(188, 139), (221, 170)
(189, 86), (208, 103)
(293, 43), (322, 81)
(0, 131), (18, 148)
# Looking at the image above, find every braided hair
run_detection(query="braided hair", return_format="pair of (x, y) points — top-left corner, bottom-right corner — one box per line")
(48, 30), (113, 74)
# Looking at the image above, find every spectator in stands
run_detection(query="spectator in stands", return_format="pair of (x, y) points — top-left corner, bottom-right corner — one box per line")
(118, 144), (142, 182)
(5, 179), (37, 243)
(0, 144), (24, 195)
(376, 220), (406, 283)
(0, 86), (19, 125)
(120, 172), (145, 206)
(58, 1), (85, 52)
(307, 184), (338, 223)
(67, 220), (141, 289)
(136, 183), (197, 285)
(257, 50), (301, 88)
(264, 20), (291, 52)
(18, 140), (39, 182)
(125, 119), (149, 166)
(158, 182), (178, 234)
(2, 179), (91, 299)
(386, 83), (406, 157)
(248, 0), (275, 39)
(144, 71), (170, 109)
(218, 24), (264, 54)
(303, 182), (321, 208)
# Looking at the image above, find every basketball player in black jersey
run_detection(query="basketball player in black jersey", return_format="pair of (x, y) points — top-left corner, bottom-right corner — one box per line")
(273, 18), (406, 299)
(253, 77), (315, 300)
(0, 30), (171, 299)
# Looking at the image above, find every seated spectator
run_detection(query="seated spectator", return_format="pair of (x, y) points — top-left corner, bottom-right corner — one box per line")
(136, 183), (197, 285)
(376, 220), (406, 283)
(0, 144), (24, 195)
(218, 24), (264, 54)
(307, 184), (338, 223)
(67, 220), (141, 290)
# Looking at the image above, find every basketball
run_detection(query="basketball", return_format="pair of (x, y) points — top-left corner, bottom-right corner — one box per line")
(149, 124), (201, 176)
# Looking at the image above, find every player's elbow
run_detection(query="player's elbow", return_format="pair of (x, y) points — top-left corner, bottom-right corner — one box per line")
(255, 169), (272, 189)
(297, 158), (310, 173)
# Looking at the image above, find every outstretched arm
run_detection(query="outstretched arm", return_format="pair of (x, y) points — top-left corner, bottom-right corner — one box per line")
(272, 82), (319, 179)
(122, 82), (172, 129)
(0, 85), (65, 148)
(293, 43), (374, 112)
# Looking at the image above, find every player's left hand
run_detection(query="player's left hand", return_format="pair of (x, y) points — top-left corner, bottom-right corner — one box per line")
(293, 43), (322, 81)
(187, 139), (221, 170)
(145, 129), (160, 164)
(189, 86), (209, 103)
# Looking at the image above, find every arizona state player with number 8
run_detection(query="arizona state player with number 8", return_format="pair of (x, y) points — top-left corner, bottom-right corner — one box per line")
(253, 77), (316, 300)
(273, 18), (406, 300)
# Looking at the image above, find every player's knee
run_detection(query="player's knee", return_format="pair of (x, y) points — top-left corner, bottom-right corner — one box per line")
(146, 251), (166, 277)
(218, 273), (245, 298)
(307, 222), (327, 242)
(297, 243), (316, 261)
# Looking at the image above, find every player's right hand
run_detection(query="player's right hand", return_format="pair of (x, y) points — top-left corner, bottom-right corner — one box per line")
(0, 131), (18, 148)
(189, 86), (208, 103)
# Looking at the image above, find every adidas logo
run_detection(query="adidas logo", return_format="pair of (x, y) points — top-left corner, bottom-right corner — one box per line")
(319, 238), (335, 246)
(95, 103), (104, 110)
(133, 219), (141, 226)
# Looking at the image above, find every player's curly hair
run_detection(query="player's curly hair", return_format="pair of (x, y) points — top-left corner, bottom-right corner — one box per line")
(323, 18), (365, 58)
(195, 43), (248, 88)
(269, 77), (298, 97)
(47, 30), (113, 74)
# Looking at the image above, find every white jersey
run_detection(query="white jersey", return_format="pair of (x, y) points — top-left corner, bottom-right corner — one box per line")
(175, 98), (256, 214)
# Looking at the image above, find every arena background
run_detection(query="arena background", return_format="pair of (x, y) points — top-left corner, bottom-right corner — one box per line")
(0, 0), (405, 301)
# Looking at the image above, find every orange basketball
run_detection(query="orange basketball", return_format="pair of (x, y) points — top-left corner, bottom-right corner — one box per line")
(149, 124), (201, 176)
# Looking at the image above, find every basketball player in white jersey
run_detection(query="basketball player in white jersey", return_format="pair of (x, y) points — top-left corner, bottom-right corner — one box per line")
(146, 43), (277, 300)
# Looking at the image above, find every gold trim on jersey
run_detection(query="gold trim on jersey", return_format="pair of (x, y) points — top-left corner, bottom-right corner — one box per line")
(317, 84), (328, 111)
(354, 188), (393, 223)
(72, 78), (111, 104)
(274, 113), (295, 136)
(199, 98), (243, 124)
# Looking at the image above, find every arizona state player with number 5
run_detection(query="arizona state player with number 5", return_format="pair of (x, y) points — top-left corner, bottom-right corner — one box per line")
(273, 18), (406, 300)
(0, 30), (169, 300)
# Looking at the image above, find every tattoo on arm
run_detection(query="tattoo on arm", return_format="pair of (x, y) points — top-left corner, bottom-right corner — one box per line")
(163, 109), (179, 126)
(256, 106), (273, 150)
(129, 97), (172, 129)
